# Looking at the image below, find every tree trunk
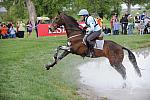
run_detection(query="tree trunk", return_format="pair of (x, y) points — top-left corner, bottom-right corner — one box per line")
(127, 1), (131, 14)
(25, 0), (37, 27)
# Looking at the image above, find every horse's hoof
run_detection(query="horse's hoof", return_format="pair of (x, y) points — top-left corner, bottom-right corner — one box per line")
(45, 64), (50, 70)
(122, 82), (127, 88)
(54, 54), (57, 59)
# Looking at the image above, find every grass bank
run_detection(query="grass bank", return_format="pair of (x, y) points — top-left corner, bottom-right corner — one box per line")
(0, 34), (150, 100)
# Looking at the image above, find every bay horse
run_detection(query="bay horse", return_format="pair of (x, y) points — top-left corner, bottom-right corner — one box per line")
(45, 12), (142, 80)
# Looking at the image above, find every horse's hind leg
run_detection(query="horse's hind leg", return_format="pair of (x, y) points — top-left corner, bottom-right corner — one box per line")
(112, 63), (126, 80)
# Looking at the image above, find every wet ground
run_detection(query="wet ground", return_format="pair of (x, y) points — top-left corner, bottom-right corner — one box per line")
(78, 48), (150, 100)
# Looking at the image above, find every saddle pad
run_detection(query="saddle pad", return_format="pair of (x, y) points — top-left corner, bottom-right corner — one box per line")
(94, 40), (104, 50)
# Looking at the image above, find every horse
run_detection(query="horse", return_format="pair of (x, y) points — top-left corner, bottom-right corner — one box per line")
(45, 12), (142, 80)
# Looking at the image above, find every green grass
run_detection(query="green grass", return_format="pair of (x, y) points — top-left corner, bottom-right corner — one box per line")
(0, 35), (83, 100)
(104, 34), (150, 49)
(0, 32), (150, 100)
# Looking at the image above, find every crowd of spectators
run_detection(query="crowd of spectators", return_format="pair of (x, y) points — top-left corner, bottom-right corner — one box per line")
(0, 20), (33, 39)
(0, 11), (150, 39)
(110, 11), (150, 35)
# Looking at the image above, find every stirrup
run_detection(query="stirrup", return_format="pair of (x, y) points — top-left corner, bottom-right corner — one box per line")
(86, 49), (95, 57)
(90, 51), (95, 57)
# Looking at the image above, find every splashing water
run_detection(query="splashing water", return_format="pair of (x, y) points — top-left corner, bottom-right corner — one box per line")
(78, 48), (150, 100)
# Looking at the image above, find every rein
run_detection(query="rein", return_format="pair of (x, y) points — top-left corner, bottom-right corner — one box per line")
(67, 34), (82, 40)
(65, 28), (83, 40)
(65, 28), (81, 31)
(64, 24), (83, 40)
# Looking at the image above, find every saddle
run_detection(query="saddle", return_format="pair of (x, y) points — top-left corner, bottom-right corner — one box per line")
(94, 36), (103, 40)
(85, 36), (103, 57)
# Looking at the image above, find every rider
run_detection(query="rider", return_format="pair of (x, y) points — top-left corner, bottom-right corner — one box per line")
(78, 9), (102, 57)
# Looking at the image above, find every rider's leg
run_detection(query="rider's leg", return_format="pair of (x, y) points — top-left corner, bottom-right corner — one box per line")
(86, 30), (101, 57)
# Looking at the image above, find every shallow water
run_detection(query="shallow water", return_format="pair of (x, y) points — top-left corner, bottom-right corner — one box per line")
(78, 48), (150, 100)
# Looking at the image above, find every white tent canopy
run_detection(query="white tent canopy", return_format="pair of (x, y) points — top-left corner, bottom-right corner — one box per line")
(0, 7), (7, 13)
(37, 17), (50, 21)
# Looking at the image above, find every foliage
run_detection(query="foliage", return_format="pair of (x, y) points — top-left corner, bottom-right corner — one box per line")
(0, 0), (149, 22)
(0, 0), (123, 21)
(122, 0), (150, 5)
(145, 3), (150, 10)
(32, 0), (70, 18)
(0, 0), (28, 22)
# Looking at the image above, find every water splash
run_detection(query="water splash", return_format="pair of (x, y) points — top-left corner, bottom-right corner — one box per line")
(78, 48), (150, 100)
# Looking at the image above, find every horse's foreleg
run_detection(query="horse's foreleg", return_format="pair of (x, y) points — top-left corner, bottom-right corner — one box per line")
(46, 51), (69, 70)
(45, 46), (70, 70)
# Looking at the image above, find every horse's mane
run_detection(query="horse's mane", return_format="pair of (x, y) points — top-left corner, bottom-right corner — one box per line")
(64, 14), (80, 27)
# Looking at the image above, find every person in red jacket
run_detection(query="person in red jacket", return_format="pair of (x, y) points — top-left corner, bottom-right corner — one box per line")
(1, 23), (8, 39)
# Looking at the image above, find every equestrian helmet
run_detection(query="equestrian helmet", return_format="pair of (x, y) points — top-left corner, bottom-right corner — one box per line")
(78, 9), (89, 16)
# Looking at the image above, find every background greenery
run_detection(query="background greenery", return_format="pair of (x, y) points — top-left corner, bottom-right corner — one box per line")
(0, 33), (150, 100)
(0, 0), (150, 22)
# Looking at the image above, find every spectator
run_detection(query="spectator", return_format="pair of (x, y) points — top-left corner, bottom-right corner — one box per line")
(102, 25), (111, 36)
(110, 15), (116, 34)
(7, 21), (12, 30)
(140, 11), (146, 21)
(113, 19), (120, 35)
(35, 20), (41, 38)
(7, 21), (13, 35)
(145, 20), (150, 34)
(122, 12), (129, 35)
(134, 12), (140, 30)
(139, 20), (145, 35)
(16, 21), (19, 32)
(26, 20), (33, 37)
(144, 17), (149, 26)
(16, 21), (19, 38)
(1, 23), (9, 39)
(120, 15), (125, 34)
(96, 17), (103, 27)
(0, 23), (2, 39)
(127, 15), (134, 35)
(9, 25), (16, 38)
(17, 21), (25, 38)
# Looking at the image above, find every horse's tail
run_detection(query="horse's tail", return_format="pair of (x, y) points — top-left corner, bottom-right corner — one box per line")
(122, 47), (142, 77)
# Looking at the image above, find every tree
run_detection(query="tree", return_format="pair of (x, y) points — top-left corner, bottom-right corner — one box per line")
(25, 0), (36, 27)
(32, 0), (70, 18)
(0, 0), (28, 22)
(71, 0), (122, 19)
(145, 3), (150, 10)
(122, 0), (150, 14)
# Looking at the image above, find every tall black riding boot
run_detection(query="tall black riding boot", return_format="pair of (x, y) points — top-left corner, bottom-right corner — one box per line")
(89, 44), (95, 57)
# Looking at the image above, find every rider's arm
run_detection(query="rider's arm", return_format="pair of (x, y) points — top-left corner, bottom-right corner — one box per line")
(86, 17), (95, 35)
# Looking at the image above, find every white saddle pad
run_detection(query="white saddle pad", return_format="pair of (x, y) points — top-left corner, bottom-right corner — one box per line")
(94, 40), (104, 50)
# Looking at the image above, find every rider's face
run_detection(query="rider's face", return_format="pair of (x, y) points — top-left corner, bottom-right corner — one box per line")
(80, 16), (84, 21)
